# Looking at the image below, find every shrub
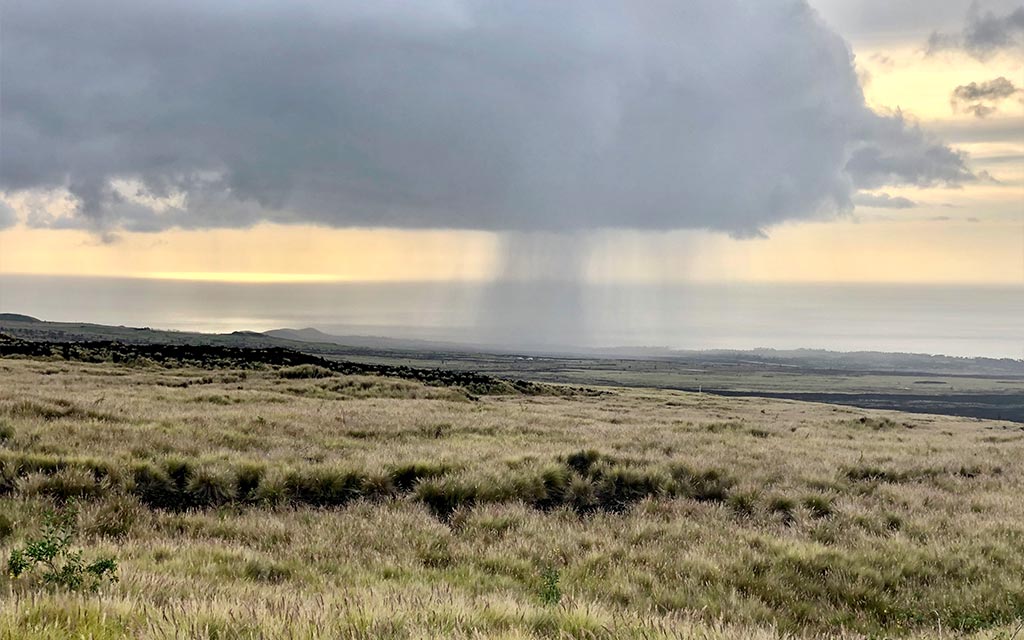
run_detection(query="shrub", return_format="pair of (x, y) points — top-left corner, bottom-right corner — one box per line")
(0, 421), (14, 443)
(727, 491), (759, 518)
(283, 468), (367, 507)
(670, 464), (733, 503)
(185, 469), (237, 508)
(163, 458), (195, 492)
(234, 463), (265, 502)
(768, 496), (798, 525)
(563, 449), (605, 476)
(0, 465), (19, 496)
(0, 513), (13, 540)
(7, 502), (118, 592)
(539, 566), (562, 606)
(416, 478), (477, 521)
(0, 453), (64, 476)
(80, 495), (143, 539)
(595, 466), (668, 512)
(253, 472), (288, 506)
(566, 475), (598, 514)
(362, 473), (397, 500)
(803, 495), (835, 519)
(130, 464), (180, 510)
(278, 365), (334, 379)
(243, 558), (292, 583)
(20, 468), (107, 502)
(390, 462), (451, 492)
(533, 465), (571, 510)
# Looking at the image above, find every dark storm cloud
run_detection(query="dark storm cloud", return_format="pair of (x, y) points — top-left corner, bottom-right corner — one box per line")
(852, 193), (917, 209)
(928, 4), (1024, 58)
(951, 77), (1020, 117)
(1, 0), (974, 237)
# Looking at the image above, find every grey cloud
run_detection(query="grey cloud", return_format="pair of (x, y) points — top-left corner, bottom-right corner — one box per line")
(842, 111), (974, 189)
(852, 192), (917, 209)
(928, 4), (1024, 58)
(1, 0), (974, 237)
(954, 77), (1019, 101)
(869, 53), (894, 68)
(951, 77), (1020, 117)
(0, 202), (18, 230)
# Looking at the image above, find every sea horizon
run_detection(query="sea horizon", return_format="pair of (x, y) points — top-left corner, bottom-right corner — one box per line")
(2, 274), (1021, 360)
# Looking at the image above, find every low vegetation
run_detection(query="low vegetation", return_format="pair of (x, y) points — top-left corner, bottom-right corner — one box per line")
(0, 355), (1022, 638)
(7, 502), (118, 592)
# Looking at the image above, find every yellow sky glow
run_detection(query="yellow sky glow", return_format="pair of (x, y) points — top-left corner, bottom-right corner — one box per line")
(0, 39), (1021, 286)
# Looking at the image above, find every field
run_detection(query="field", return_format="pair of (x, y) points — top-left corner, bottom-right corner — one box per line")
(4, 315), (1023, 423)
(1, 355), (1023, 639)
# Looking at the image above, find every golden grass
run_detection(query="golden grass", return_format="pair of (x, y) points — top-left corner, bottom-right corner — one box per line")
(0, 357), (1022, 639)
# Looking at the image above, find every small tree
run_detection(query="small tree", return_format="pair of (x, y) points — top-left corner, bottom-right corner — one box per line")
(7, 502), (118, 591)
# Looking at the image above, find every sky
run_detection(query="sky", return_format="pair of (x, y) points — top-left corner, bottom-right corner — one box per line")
(0, 0), (1022, 285)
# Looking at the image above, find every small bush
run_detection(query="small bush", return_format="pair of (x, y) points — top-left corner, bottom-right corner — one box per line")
(185, 469), (237, 508)
(595, 466), (668, 513)
(283, 468), (367, 507)
(0, 421), (14, 443)
(163, 458), (195, 492)
(563, 449), (605, 476)
(80, 495), (143, 539)
(253, 473), (288, 506)
(728, 491), (759, 518)
(0, 453), (64, 476)
(566, 475), (598, 513)
(0, 513), (13, 540)
(7, 502), (118, 592)
(416, 478), (477, 520)
(803, 494), (835, 519)
(362, 473), (397, 500)
(130, 464), (180, 510)
(768, 496), (797, 525)
(671, 465), (733, 502)
(0, 465), (16, 496)
(243, 558), (292, 583)
(533, 465), (571, 510)
(539, 566), (562, 606)
(390, 462), (450, 492)
(20, 468), (107, 502)
(234, 463), (265, 502)
(278, 365), (334, 379)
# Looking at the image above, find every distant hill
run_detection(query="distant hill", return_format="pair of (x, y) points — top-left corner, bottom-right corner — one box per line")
(265, 327), (483, 353)
(2, 313), (1022, 377)
(0, 313), (40, 323)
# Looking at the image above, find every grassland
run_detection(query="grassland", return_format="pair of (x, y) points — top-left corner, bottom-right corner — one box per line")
(0, 355), (1023, 639)
(4, 315), (1023, 423)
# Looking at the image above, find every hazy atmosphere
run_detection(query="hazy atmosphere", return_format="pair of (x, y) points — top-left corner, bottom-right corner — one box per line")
(1, 0), (1022, 358)
(2, 3), (1024, 639)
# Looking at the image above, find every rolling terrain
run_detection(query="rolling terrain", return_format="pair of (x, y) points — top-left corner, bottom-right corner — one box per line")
(0, 351), (1022, 638)
(4, 314), (1023, 422)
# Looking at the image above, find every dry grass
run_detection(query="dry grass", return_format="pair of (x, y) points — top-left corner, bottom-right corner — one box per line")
(0, 357), (1023, 639)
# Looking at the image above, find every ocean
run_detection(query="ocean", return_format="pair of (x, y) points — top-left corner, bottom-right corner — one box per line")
(1, 275), (1021, 359)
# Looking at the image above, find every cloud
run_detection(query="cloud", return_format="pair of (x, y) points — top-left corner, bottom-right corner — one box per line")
(928, 4), (1024, 59)
(868, 53), (895, 69)
(951, 76), (1021, 117)
(1, 0), (974, 237)
(0, 202), (18, 230)
(852, 192), (917, 209)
